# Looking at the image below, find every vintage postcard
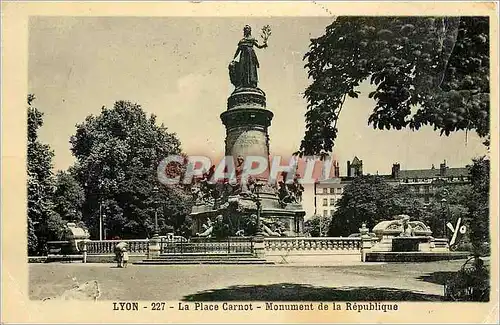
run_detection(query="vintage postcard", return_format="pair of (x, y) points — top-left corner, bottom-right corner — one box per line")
(1, 1), (499, 324)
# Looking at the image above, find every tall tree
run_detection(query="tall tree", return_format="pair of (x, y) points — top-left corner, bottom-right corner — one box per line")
(467, 157), (490, 255)
(299, 16), (489, 156)
(53, 169), (85, 222)
(70, 101), (192, 239)
(27, 95), (65, 254)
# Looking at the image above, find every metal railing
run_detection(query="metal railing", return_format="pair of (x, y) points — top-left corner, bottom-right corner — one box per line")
(160, 237), (254, 255)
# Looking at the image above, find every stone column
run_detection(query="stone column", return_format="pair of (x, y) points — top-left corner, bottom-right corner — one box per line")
(359, 223), (373, 262)
(221, 87), (273, 180)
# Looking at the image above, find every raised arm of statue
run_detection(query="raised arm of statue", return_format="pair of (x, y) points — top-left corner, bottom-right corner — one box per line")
(254, 39), (268, 49)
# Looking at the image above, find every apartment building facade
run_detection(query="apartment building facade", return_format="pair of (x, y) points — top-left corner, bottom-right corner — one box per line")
(313, 157), (471, 217)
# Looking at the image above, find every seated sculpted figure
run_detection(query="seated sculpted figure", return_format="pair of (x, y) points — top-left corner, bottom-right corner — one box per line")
(196, 218), (213, 237)
(400, 217), (415, 237)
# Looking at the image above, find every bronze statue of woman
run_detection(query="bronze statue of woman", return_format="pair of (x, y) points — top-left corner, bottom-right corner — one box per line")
(230, 25), (268, 88)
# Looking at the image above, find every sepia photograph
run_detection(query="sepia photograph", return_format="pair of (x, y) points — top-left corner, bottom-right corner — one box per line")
(1, 1), (499, 324)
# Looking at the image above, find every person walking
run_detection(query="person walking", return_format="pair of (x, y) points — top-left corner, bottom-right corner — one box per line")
(114, 241), (128, 268)
(122, 247), (129, 268)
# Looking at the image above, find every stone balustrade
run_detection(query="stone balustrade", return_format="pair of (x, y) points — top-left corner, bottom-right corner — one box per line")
(264, 237), (366, 252)
(83, 236), (379, 259)
(85, 237), (369, 255)
(86, 239), (149, 254)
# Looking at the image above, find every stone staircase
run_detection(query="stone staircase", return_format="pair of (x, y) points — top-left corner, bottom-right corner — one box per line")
(134, 252), (274, 265)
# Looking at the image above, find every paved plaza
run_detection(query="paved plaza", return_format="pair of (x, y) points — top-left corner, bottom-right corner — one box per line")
(28, 259), (477, 301)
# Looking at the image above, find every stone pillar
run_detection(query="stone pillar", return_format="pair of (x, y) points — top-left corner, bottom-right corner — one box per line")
(147, 236), (160, 260)
(253, 236), (266, 259)
(82, 240), (88, 264)
(359, 223), (372, 262)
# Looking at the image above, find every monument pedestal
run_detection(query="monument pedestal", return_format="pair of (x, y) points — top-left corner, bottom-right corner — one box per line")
(190, 86), (305, 237)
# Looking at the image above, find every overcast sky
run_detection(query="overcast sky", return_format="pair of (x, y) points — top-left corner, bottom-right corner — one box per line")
(29, 17), (488, 216)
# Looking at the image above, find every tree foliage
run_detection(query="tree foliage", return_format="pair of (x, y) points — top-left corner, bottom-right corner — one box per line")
(300, 16), (489, 156)
(304, 214), (331, 237)
(328, 175), (474, 237)
(418, 184), (471, 238)
(467, 157), (490, 255)
(329, 176), (406, 236)
(53, 169), (85, 222)
(70, 101), (192, 239)
(27, 95), (66, 254)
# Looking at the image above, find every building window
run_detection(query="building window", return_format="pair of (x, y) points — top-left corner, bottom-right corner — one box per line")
(329, 188), (335, 194)
(424, 196), (430, 203)
(322, 188), (328, 194)
(323, 210), (328, 217)
(405, 178), (409, 183)
(330, 210), (335, 216)
(424, 185), (430, 193)
(323, 198), (328, 206)
(336, 188), (342, 194)
(330, 198), (335, 205)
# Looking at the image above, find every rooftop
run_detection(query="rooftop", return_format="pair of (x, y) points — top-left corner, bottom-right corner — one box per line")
(351, 156), (362, 165)
(316, 167), (470, 184)
(398, 167), (469, 179)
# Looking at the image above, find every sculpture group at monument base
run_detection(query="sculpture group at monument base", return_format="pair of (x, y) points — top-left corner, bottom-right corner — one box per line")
(190, 196), (305, 238)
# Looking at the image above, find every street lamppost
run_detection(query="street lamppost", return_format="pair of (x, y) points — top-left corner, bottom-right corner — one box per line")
(440, 198), (447, 238)
(99, 203), (103, 240)
(319, 214), (323, 237)
(95, 180), (105, 241)
(152, 186), (159, 237)
(102, 214), (107, 240)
